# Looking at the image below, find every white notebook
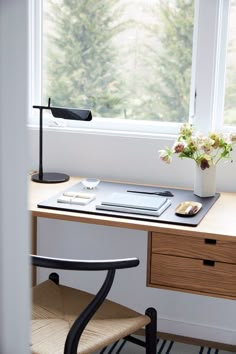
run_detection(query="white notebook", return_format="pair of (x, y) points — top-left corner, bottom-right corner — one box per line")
(100, 192), (167, 210)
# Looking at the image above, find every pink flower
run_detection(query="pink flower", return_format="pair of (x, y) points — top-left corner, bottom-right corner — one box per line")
(201, 137), (214, 153)
(230, 133), (236, 143)
(200, 158), (210, 170)
(159, 149), (172, 164)
(173, 142), (186, 153)
(209, 132), (221, 148)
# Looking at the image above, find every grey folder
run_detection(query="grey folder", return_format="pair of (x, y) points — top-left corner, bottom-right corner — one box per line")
(96, 192), (171, 216)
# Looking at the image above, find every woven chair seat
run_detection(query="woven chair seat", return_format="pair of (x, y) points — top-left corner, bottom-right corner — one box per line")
(31, 280), (150, 354)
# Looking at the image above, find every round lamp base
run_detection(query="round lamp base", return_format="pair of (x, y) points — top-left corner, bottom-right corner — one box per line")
(31, 172), (70, 184)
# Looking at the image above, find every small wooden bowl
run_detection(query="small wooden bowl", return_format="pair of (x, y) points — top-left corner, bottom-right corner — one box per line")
(175, 201), (202, 216)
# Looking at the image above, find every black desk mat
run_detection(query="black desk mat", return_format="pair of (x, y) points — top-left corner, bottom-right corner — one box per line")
(38, 181), (220, 227)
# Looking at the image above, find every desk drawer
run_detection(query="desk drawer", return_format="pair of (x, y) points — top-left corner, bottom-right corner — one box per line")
(152, 232), (236, 263)
(150, 254), (236, 297)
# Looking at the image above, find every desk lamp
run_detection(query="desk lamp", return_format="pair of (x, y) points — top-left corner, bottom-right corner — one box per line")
(32, 98), (92, 183)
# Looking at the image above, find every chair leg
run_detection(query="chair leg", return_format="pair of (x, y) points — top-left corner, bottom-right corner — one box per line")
(49, 272), (59, 285)
(145, 307), (157, 354)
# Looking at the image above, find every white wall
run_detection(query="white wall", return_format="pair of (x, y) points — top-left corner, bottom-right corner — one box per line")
(29, 127), (236, 191)
(0, 1), (30, 353)
(29, 128), (236, 345)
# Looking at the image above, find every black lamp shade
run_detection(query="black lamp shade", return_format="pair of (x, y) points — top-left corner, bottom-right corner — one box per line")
(50, 107), (92, 121)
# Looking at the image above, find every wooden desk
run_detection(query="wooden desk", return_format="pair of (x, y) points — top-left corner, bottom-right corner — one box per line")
(29, 176), (236, 299)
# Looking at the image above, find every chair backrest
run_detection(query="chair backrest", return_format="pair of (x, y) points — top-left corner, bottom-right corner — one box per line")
(31, 254), (140, 354)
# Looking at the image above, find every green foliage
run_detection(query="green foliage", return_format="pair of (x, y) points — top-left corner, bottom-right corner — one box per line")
(224, 8), (236, 126)
(224, 66), (236, 126)
(144, 0), (194, 122)
(44, 0), (127, 116)
(43, 0), (194, 121)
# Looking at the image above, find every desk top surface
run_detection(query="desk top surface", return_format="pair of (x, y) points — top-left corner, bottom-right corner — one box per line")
(29, 176), (236, 241)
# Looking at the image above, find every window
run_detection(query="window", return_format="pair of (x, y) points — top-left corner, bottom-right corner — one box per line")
(31, 0), (235, 135)
(32, 0), (194, 133)
(224, 0), (236, 126)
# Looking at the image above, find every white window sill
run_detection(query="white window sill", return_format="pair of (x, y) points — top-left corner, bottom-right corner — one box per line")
(28, 114), (180, 140)
(28, 123), (179, 140)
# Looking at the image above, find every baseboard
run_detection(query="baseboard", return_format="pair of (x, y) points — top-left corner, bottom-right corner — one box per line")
(158, 317), (236, 346)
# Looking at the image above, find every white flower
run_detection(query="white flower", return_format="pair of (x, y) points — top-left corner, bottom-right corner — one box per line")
(159, 149), (172, 164)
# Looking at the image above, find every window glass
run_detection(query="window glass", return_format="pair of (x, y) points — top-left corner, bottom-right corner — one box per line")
(224, 0), (236, 126)
(42, 0), (194, 123)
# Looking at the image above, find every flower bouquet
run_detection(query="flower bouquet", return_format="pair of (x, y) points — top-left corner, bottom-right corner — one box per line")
(159, 123), (236, 197)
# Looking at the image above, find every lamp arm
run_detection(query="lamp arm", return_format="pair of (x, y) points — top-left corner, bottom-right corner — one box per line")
(34, 98), (51, 179)
(39, 108), (43, 179)
(32, 97), (91, 183)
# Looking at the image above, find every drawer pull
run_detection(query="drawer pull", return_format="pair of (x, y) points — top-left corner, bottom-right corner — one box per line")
(205, 238), (216, 245)
(203, 260), (215, 266)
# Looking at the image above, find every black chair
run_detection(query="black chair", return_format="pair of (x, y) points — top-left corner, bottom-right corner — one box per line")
(31, 254), (157, 354)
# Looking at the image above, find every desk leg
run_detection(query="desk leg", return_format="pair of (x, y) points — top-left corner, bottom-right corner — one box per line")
(31, 215), (37, 286)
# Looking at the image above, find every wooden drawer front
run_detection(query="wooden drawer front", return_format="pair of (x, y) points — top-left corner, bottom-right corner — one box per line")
(152, 233), (236, 263)
(151, 254), (236, 297)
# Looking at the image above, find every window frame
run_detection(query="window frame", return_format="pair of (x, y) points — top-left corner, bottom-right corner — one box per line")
(29, 0), (235, 138)
(214, 0), (235, 132)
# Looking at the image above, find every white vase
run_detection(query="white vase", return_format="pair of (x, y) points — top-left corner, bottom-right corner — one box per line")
(194, 165), (216, 197)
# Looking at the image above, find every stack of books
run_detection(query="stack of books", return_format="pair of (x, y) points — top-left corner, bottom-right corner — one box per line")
(96, 192), (171, 216)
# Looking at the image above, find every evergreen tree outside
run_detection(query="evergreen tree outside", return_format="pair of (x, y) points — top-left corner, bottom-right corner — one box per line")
(43, 0), (127, 117)
(143, 0), (194, 122)
(42, 0), (194, 122)
(224, 57), (236, 125)
(224, 0), (236, 125)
